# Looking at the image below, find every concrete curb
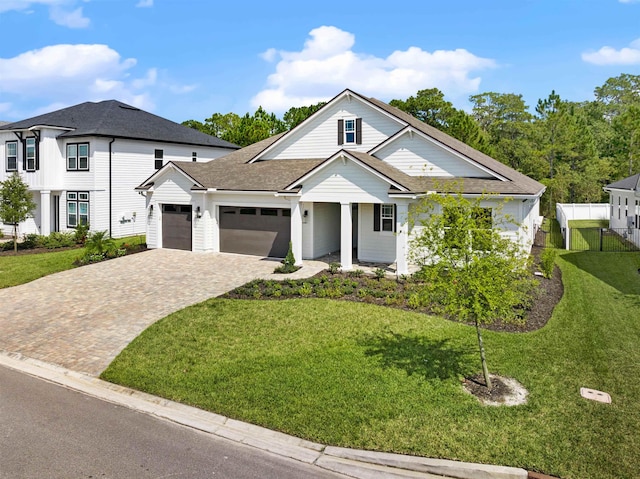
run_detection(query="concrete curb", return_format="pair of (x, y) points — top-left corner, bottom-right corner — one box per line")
(0, 351), (529, 479)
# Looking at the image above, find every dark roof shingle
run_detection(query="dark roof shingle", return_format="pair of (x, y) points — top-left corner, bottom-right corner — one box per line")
(605, 173), (640, 191)
(0, 100), (238, 149)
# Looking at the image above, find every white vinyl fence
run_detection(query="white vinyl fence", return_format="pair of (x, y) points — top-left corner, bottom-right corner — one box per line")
(555, 203), (609, 250)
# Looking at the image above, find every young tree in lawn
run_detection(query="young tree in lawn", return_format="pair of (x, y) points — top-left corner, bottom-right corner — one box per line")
(408, 190), (536, 390)
(0, 172), (37, 253)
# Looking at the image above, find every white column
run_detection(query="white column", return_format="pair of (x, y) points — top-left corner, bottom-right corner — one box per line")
(291, 198), (303, 266)
(395, 202), (409, 276)
(340, 202), (352, 271)
(40, 190), (51, 236)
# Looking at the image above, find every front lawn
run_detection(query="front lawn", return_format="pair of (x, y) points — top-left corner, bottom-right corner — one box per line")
(101, 251), (640, 479)
(0, 235), (145, 288)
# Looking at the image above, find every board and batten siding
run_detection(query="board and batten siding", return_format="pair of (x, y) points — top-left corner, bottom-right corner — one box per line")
(300, 158), (393, 204)
(358, 203), (396, 263)
(262, 97), (402, 160)
(374, 133), (491, 178)
(146, 170), (198, 249)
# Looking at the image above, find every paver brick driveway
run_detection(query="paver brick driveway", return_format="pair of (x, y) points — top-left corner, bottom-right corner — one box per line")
(0, 249), (326, 376)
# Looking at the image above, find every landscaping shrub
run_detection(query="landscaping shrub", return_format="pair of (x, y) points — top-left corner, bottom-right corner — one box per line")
(541, 248), (557, 279)
(274, 241), (300, 274)
(74, 222), (90, 245)
(328, 262), (341, 275)
(41, 232), (74, 249)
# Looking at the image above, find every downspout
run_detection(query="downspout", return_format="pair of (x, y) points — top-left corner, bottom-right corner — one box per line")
(109, 138), (115, 237)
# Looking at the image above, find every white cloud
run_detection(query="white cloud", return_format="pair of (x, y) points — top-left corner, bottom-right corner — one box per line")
(0, 44), (155, 112)
(252, 26), (496, 112)
(619, 0), (640, 3)
(582, 38), (640, 65)
(49, 5), (89, 28)
(136, 0), (153, 7)
(0, 0), (90, 28)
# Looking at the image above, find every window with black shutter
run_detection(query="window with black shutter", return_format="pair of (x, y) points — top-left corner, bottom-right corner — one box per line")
(338, 118), (362, 145)
(373, 204), (396, 232)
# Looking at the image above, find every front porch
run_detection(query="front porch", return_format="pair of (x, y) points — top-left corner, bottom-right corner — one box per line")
(291, 199), (412, 276)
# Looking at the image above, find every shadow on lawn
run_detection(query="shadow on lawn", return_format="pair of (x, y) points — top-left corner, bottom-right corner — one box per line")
(561, 251), (640, 295)
(359, 331), (476, 381)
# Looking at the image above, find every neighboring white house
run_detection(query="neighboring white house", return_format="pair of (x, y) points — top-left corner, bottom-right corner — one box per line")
(603, 173), (640, 247)
(137, 89), (546, 275)
(0, 101), (238, 238)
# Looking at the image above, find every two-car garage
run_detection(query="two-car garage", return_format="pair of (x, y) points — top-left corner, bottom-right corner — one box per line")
(219, 206), (291, 258)
(161, 204), (291, 257)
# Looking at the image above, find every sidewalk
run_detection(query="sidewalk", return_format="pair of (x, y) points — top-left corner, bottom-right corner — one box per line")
(0, 351), (529, 479)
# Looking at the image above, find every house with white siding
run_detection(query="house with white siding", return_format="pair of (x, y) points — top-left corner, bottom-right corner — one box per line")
(0, 101), (238, 238)
(137, 89), (546, 275)
(604, 173), (640, 247)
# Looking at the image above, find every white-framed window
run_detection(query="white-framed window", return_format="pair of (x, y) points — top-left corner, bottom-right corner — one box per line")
(67, 191), (89, 227)
(5, 141), (17, 171)
(25, 137), (36, 171)
(344, 119), (356, 144)
(374, 204), (395, 232)
(67, 143), (89, 171)
(192, 151), (197, 162)
(338, 118), (362, 145)
(381, 204), (394, 232)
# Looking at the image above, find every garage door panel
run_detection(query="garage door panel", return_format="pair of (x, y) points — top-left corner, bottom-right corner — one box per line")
(219, 207), (290, 257)
(162, 205), (192, 251)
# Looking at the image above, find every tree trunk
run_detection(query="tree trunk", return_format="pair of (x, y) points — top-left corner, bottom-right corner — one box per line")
(475, 318), (492, 390)
(13, 223), (17, 253)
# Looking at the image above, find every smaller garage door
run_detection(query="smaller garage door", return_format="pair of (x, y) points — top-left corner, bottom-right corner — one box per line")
(220, 206), (291, 257)
(162, 204), (192, 251)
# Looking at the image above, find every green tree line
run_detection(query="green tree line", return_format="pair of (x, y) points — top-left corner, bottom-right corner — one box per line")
(183, 74), (640, 215)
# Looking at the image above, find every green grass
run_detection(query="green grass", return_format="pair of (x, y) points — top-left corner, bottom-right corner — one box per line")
(568, 220), (609, 228)
(0, 235), (145, 288)
(569, 227), (631, 251)
(101, 252), (640, 479)
(541, 218), (563, 248)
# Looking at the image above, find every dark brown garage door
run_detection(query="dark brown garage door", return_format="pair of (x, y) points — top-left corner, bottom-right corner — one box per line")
(162, 204), (192, 251)
(219, 206), (291, 257)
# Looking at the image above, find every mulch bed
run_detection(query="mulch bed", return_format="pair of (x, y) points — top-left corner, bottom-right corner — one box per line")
(463, 373), (514, 402)
(225, 244), (564, 333)
(481, 245), (563, 333)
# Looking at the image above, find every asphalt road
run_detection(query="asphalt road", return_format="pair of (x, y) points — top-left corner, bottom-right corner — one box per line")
(0, 365), (345, 479)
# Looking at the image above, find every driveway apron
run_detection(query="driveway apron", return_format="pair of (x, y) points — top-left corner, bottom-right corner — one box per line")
(0, 249), (293, 376)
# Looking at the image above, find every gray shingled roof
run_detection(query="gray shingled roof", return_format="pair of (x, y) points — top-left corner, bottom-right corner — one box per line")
(140, 90), (546, 196)
(0, 101), (238, 149)
(168, 134), (324, 191)
(605, 173), (640, 191)
(364, 95), (545, 195)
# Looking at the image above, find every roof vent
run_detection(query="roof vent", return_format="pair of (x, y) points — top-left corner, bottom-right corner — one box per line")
(119, 105), (140, 111)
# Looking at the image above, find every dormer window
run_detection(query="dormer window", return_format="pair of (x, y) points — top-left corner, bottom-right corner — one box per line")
(344, 119), (356, 143)
(338, 118), (362, 146)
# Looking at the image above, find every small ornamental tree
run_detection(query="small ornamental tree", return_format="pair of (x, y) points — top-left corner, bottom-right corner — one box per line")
(408, 190), (536, 390)
(0, 172), (36, 253)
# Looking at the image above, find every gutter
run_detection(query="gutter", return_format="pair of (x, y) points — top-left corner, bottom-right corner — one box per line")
(109, 138), (115, 237)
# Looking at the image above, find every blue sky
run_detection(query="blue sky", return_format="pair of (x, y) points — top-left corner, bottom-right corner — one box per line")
(0, 0), (639, 124)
